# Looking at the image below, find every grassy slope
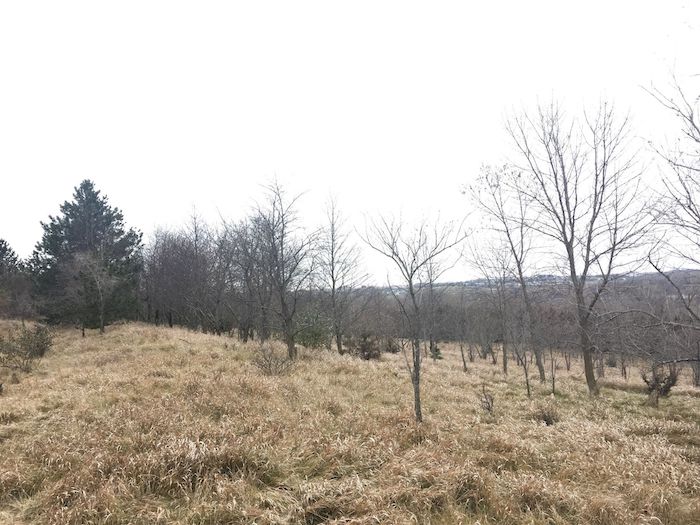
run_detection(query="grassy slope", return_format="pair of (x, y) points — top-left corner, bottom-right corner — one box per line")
(0, 322), (699, 524)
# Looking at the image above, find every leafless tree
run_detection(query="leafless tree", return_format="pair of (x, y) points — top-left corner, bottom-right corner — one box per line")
(646, 78), (700, 305)
(641, 76), (700, 379)
(318, 197), (366, 354)
(471, 164), (547, 382)
(471, 243), (511, 375)
(228, 218), (272, 341)
(508, 101), (650, 395)
(63, 251), (118, 334)
(254, 181), (317, 360)
(364, 216), (466, 423)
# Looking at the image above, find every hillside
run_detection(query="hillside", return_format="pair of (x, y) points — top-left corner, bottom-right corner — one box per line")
(1, 323), (699, 524)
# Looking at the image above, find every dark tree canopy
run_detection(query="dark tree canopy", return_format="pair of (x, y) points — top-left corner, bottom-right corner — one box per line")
(0, 239), (20, 276)
(30, 180), (142, 328)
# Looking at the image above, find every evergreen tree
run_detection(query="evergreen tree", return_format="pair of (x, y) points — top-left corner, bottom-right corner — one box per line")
(0, 239), (32, 319)
(30, 180), (142, 331)
(0, 239), (20, 276)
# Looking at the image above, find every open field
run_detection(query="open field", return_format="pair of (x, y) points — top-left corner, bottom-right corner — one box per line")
(1, 322), (699, 524)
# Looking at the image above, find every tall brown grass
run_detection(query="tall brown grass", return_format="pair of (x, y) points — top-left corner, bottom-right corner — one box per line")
(0, 322), (698, 524)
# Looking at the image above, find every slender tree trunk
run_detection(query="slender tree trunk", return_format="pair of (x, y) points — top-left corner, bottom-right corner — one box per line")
(412, 336), (422, 423)
(335, 330), (344, 355)
(502, 342), (508, 375)
(534, 349), (546, 382)
(522, 359), (531, 398)
(550, 349), (556, 395)
(459, 343), (468, 372)
(284, 318), (297, 360)
(598, 352), (606, 377)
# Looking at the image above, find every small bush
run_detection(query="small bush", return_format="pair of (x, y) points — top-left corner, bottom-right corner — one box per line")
(429, 342), (443, 360)
(356, 332), (380, 360)
(641, 364), (679, 407)
(252, 342), (294, 376)
(479, 385), (494, 415)
(0, 324), (52, 372)
(383, 337), (401, 354)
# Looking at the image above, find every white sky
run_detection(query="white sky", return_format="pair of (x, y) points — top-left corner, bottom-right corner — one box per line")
(1, 1), (698, 283)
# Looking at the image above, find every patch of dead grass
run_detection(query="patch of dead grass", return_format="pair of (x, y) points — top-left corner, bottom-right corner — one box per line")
(0, 324), (698, 524)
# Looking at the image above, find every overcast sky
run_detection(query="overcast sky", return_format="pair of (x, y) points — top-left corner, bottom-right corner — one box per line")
(1, 1), (698, 282)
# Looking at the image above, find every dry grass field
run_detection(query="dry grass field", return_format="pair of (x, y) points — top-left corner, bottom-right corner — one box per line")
(1, 322), (699, 524)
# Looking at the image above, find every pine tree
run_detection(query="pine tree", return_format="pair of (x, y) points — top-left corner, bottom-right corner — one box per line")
(0, 239), (32, 319)
(0, 239), (19, 276)
(30, 180), (142, 331)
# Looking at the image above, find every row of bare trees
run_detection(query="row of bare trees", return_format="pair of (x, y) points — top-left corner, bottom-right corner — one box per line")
(141, 182), (371, 359)
(0, 77), (684, 422)
(133, 80), (700, 420)
(467, 79), (700, 397)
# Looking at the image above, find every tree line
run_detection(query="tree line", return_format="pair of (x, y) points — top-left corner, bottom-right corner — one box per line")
(2, 81), (700, 421)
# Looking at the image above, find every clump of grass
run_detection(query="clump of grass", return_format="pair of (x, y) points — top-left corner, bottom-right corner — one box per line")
(0, 411), (21, 425)
(530, 399), (561, 426)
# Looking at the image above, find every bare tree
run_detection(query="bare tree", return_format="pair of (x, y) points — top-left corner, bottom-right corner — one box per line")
(364, 216), (465, 423)
(227, 218), (272, 341)
(471, 243), (511, 375)
(65, 252), (119, 334)
(647, 78), (700, 301)
(471, 165), (546, 382)
(318, 197), (366, 354)
(255, 181), (316, 360)
(508, 101), (649, 395)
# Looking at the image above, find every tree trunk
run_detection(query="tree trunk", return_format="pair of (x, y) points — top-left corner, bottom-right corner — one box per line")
(412, 337), (422, 423)
(581, 334), (599, 395)
(502, 342), (508, 375)
(534, 348), (546, 382)
(284, 320), (297, 360)
(550, 350), (556, 395)
(99, 298), (105, 334)
(459, 343), (468, 372)
(335, 330), (344, 355)
(522, 360), (531, 398)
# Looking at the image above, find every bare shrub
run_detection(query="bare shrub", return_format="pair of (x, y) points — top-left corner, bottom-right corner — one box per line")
(356, 332), (380, 360)
(641, 364), (679, 407)
(383, 337), (400, 354)
(0, 324), (53, 372)
(479, 385), (494, 415)
(252, 342), (294, 376)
